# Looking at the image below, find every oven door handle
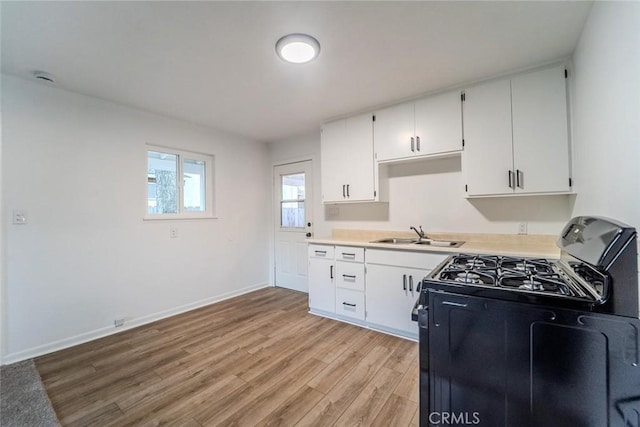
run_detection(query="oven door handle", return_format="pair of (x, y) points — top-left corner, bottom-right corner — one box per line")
(442, 301), (468, 308)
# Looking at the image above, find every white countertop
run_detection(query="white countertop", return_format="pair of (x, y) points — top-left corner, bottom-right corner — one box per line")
(308, 229), (560, 259)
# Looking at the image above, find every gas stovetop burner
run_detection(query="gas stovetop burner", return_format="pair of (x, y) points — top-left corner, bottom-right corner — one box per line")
(518, 278), (543, 291)
(498, 272), (570, 295)
(466, 260), (487, 269)
(455, 272), (482, 284)
(450, 255), (499, 270)
(439, 268), (497, 286)
(499, 257), (554, 274)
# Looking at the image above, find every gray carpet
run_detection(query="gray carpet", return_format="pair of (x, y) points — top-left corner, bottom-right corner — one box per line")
(0, 360), (60, 427)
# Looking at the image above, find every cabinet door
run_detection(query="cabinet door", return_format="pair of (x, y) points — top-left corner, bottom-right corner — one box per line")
(321, 114), (375, 203)
(463, 79), (514, 196)
(414, 90), (463, 156)
(320, 119), (348, 203)
(342, 113), (376, 201)
(373, 102), (415, 162)
(308, 257), (335, 313)
(511, 66), (571, 194)
(365, 264), (425, 334)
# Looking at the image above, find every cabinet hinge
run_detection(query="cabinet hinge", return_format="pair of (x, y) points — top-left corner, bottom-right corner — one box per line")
(461, 92), (466, 102)
(372, 115), (376, 122)
(564, 69), (568, 79)
(569, 177), (573, 187)
(465, 184), (468, 192)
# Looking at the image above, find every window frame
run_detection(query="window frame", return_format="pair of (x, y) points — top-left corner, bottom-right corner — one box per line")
(144, 144), (216, 220)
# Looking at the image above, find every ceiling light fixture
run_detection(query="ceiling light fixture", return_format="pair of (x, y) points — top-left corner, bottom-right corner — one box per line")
(275, 33), (320, 64)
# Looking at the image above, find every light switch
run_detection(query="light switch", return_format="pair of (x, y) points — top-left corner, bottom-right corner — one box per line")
(13, 210), (27, 225)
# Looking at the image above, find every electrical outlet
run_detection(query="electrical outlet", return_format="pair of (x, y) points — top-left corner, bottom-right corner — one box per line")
(170, 226), (178, 238)
(518, 222), (528, 235)
(13, 210), (27, 225)
(114, 318), (125, 327)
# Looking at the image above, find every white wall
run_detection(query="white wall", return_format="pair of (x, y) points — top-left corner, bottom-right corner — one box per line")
(571, 1), (640, 227)
(1, 75), (271, 363)
(268, 132), (573, 239)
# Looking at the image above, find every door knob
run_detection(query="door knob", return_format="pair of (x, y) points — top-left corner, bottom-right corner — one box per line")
(307, 222), (312, 227)
(306, 232), (312, 237)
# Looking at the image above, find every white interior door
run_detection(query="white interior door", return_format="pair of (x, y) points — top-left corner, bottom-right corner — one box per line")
(274, 161), (313, 292)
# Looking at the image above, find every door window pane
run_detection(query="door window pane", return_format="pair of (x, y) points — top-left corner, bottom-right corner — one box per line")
(282, 173), (305, 200)
(280, 173), (305, 228)
(281, 202), (305, 228)
(183, 158), (206, 212)
(147, 151), (178, 214)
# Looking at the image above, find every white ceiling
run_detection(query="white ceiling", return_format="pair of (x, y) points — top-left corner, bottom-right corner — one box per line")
(1, 1), (592, 143)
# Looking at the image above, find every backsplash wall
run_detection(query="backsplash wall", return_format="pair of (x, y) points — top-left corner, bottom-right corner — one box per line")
(268, 132), (573, 238)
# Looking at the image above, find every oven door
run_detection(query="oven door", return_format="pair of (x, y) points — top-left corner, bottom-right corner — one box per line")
(417, 300), (429, 427)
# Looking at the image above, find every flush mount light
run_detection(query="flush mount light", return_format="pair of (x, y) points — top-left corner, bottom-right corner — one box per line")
(275, 33), (320, 64)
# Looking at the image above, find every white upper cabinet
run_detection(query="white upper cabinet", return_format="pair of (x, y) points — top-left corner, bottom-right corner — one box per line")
(321, 113), (378, 203)
(463, 65), (571, 197)
(463, 79), (514, 196)
(414, 91), (464, 156)
(373, 102), (415, 162)
(374, 89), (463, 162)
(511, 66), (571, 194)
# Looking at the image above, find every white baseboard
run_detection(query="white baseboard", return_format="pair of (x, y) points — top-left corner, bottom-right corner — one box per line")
(1, 282), (271, 365)
(308, 309), (418, 343)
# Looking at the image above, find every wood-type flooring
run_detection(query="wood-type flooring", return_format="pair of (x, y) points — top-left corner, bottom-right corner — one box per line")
(35, 287), (419, 426)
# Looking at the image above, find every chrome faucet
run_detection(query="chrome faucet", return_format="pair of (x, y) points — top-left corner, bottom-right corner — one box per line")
(410, 226), (426, 239)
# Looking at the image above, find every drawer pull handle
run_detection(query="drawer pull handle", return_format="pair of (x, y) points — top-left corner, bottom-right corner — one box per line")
(342, 302), (356, 307)
(442, 301), (468, 308)
(342, 252), (356, 258)
(314, 250), (327, 255)
(342, 274), (356, 279)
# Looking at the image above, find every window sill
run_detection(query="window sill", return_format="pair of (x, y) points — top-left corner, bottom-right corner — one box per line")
(143, 215), (218, 221)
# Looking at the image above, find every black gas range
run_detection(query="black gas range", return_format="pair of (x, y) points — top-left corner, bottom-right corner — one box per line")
(416, 217), (640, 427)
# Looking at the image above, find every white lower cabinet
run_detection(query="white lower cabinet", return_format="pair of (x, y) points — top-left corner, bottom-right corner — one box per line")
(308, 244), (447, 339)
(335, 288), (366, 320)
(365, 264), (427, 335)
(308, 245), (335, 313)
(335, 261), (365, 291)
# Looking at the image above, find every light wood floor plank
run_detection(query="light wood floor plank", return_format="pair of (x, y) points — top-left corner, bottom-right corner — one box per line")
(371, 394), (418, 427)
(256, 386), (326, 427)
(334, 367), (403, 426)
(35, 287), (420, 426)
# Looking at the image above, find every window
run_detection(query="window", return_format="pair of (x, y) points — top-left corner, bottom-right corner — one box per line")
(146, 146), (214, 219)
(280, 173), (305, 228)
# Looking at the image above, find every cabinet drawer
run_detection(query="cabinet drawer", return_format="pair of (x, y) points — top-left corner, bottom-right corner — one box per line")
(335, 288), (365, 321)
(366, 249), (447, 270)
(309, 244), (334, 259)
(335, 246), (365, 263)
(335, 261), (365, 291)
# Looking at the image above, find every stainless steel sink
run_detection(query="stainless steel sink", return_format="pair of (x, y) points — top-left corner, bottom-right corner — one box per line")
(414, 239), (464, 247)
(370, 237), (464, 248)
(370, 237), (419, 244)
